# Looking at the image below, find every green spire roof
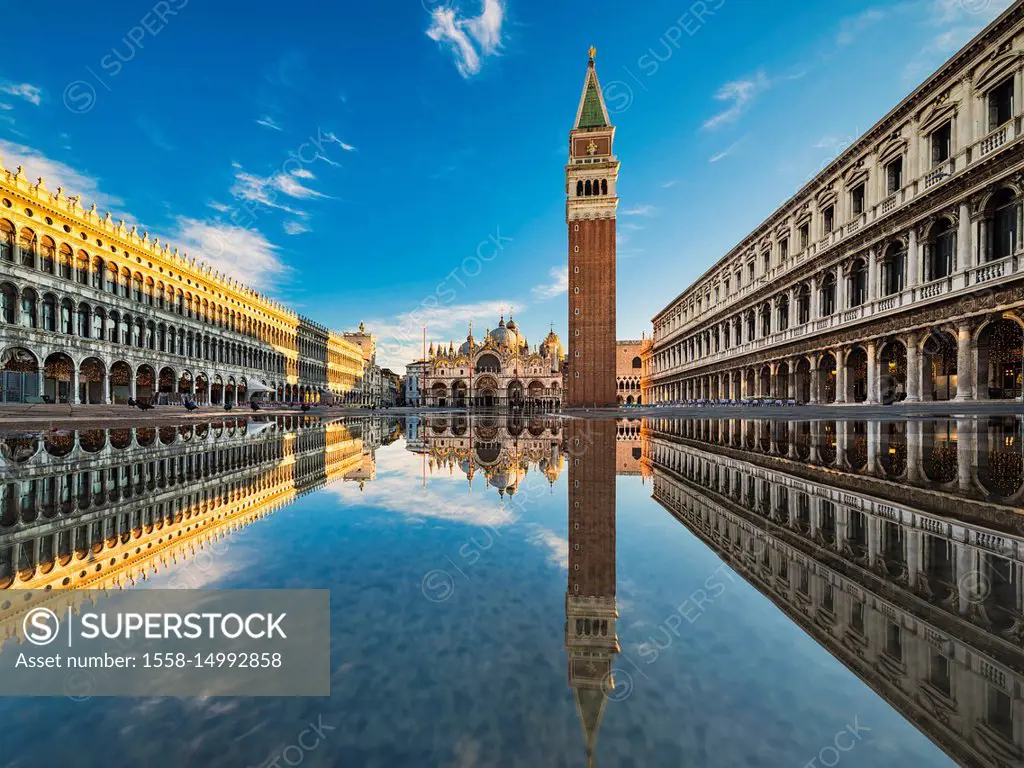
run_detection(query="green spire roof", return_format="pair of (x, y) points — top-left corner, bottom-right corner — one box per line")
(577, 70), (608, 129)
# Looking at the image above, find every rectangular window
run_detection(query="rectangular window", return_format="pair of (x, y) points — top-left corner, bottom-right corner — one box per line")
(929, 651), (951, 695)
(988, 76), (1014, 131)
(823, 205), (835, 234)
(885, 622), (902, 661)
(851, 184), (865, 216)
(762, 252), (770, 274)
(799, 224), (809, 250)
(748, 262), (755, 282)
(779, 238), (789, 262)
(987, 685), (1014, 741)
(851, 601), (864, 634)
(931, 121), (952, 165)
(886, 157), (903, 195)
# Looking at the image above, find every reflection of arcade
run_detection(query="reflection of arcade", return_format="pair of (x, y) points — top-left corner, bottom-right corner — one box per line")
(644, 416), (1024, 767)
(0, 416), (393, 643)
(566, 421), (619, 767)
(410, 414), (567, 496)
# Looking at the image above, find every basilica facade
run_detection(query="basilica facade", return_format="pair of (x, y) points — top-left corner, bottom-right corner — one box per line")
(419, 316), (565, 408)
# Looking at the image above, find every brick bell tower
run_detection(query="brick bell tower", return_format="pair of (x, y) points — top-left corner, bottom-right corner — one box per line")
(567, 46), (618, 408)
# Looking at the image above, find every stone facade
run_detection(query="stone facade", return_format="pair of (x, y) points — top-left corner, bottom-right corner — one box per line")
(0, 165), (368, 405)
(616, 339), (644, 404)
(648, 5), (1024, 405)
(567, 50), (618, 407)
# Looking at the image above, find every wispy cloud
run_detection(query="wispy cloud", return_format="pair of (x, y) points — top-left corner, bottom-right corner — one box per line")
(322, 131), (356, 152)
(135, 116), (175, 152)
(621, 204), (657, 216)
(171, 217), (288, 291)
(901, 0), (1012, 84)
(426, 0), (506, 78)
(256, 115), (283, 131)
(836, 7), (887, 46)
(0, 82), (41, 106)
(283, 220), (311, 235)
(532, 265), (568, 300)
(0, 138), (123, 212)
(702, 70), (770, 130)
(709, 137), (744, 164)
(0, 103), (12, 111)
(661, 179), (677, 188)
(228, 162), (330, 220)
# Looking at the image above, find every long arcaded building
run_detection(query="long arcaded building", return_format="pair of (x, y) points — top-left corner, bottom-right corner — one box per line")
(0, 164), (375, 405)
(647, 3), (1024, 405)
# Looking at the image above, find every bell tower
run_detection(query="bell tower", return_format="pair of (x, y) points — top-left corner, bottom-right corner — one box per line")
(567, 47), (618, 407)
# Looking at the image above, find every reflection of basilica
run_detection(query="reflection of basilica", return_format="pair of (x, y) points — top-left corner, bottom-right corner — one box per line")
(643, 416), (1024, 767)
(421, 317), (565, 409)
(0, 416), (398, 642)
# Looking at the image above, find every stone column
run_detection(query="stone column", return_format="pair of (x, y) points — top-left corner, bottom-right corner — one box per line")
(905, 332), (922, 402)
(953, 322), (974, 401)
(836, 263), (846, 312)
(836, 420), (848, 468)
(906, 529), (922, 590)
(866, 420), (880, 475)
(957, 202), (972, 273)
(788, 359), (797, 400)
(129, 374), (137, 401)
(866, 247), (877, 303)
(908, 226), (920, 289)
(836, 505), (850, 550)
(906, 420), (923, 484)
(102, 368), (111, 405)
(835, 348), (848, 404)
(957, 416), (975, 492)
(867, 517), (881, 568)
(866, 339), (879, 403)
(809, 359), (820, 404)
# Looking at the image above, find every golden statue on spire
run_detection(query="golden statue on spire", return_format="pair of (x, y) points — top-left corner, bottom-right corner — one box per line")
(588, 45), (597, 60)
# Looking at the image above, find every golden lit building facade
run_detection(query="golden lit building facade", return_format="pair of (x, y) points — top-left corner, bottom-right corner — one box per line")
(423, 317), (565, 408)
(0, 164), (367, 406)
(648, 5), (1024, 405)
(643, 415), (1024, 766)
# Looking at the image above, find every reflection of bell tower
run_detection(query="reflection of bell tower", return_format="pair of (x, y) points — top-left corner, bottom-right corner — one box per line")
(565, 420), (618, 766)
(566, 47), (618, 407)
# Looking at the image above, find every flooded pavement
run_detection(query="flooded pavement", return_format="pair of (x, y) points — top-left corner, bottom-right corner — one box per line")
(1, 413), (1021, 767)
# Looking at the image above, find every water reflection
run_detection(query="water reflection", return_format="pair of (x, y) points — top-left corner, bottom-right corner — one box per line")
(0, 414), (1020, 766)
(0, 416), (399, 599)
(644, 415), (1024, 767)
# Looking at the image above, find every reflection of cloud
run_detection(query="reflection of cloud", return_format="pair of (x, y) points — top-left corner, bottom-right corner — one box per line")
(525, 524), (568, 570)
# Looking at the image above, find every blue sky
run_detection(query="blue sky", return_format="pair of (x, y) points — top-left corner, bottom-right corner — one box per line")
(0, 0), (1011, 367)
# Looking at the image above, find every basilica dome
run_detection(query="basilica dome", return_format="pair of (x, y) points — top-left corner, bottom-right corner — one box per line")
(540, 328), (564, 361)
(487, 316), (524, 350)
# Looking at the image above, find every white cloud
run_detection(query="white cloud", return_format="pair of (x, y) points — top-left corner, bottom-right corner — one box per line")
(702, 70), (770, 130)
(661, 179), (677, 188)
(283, 220), (310, 235)
(0, 103), (12, 111)
(427, 0), (505, 78)
(835, 7), (887, 46)
(525, 524), (568, 571)
(228, 163), (330, 219)
(0, 82), (41, 106)
(171, 217), (288, 291)
(290, 168), (315, 179)
(709, 137), (744, 164)
(0, 138), (124, 213)
(621, 204), (657, 216)
(532, 265), (568, 301)
(255, 115), (283, 131)
(322, 131), (356, 152)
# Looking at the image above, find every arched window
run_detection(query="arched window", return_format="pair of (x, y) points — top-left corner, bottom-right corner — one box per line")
(927, 219), (954, 281)
(77, 303), (91, 337)
(60, 299), (74, 334)
(42, 295), (56, 332)
(760, 303), (771, 337)
(39, 237), (55, 274)
(0, 283), (15, 323)
(59, 245), (74, 280)
(882, 243), (905, 296)
(746, 312), (755, 342)
(576, 180), (583, 196)
(106, 263), (118, 293)
(848, 259), (867, 307)
(989, 188), (1018, 262)
(820, 273), (837, 316)
(19, 228), (36, 268)
(585, 179), (592, 196)
(133, 273), (144, 303)
(631, 356), (641, 369)
(797, 284), (811, 324)
(601, 179), (608, 195)
(20, 289), (37, 328)
(777, 295), (790, 331)
(91, 256), (104, 289)
(0, 220), (13, 262)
